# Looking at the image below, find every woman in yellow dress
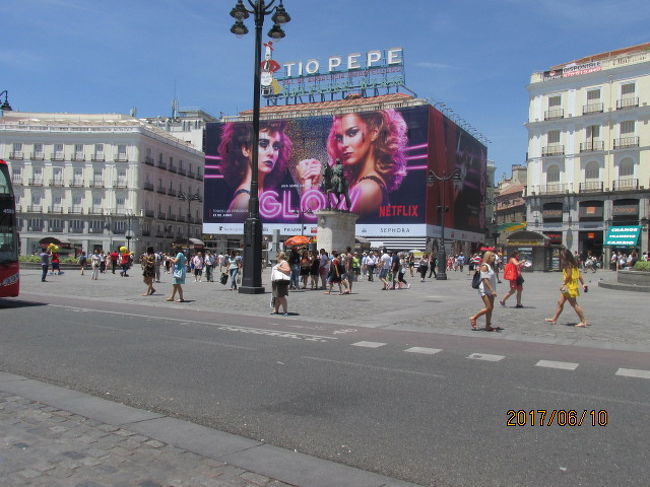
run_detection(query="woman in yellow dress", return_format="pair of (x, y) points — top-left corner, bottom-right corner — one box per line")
(545, 249), (588, 327)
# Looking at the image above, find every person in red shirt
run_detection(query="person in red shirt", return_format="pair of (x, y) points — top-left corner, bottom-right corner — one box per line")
(110, 250), (119, 274)
(119, 251), (131, 277)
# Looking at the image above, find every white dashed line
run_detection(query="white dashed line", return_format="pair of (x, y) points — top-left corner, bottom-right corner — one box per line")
(535, 360), (579, 371)
(467, 353), (505, 362)
(351, 341), (386, 348)
(405, 347), (442, 355)
(615, 368), (650, 379)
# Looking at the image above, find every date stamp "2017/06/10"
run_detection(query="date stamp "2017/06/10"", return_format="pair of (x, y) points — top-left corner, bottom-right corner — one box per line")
(507, 410), (608, 426)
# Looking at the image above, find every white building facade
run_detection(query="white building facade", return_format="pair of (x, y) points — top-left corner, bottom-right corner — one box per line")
(525, 43), (650, 258)
(0, 112), (204, 256)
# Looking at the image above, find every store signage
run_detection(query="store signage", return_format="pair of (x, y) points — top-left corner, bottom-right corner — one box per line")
(280, 48), (403, 77)
(604, 225), (641, 247)
(543, 61), (602, 80)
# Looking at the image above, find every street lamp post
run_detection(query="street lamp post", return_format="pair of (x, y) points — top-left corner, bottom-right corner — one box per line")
(427, 168), (461, 280)
(125, 211), (135, 252)
(229, 0), (291, 294)
(0, 90), (12, 112)
(177, 192), (201, 250)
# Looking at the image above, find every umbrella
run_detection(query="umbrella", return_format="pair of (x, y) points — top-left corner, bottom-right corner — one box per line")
(284, 235), (311, 247)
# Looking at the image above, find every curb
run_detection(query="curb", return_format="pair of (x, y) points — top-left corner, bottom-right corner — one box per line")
(0, 371), (422, 487)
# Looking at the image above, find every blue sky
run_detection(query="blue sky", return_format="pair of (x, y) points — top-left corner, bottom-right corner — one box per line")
(2, 0), (649, 179)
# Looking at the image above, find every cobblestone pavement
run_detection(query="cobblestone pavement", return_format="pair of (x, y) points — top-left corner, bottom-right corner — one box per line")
(18, 266), (650, 352)
(0, 391), (294, 487)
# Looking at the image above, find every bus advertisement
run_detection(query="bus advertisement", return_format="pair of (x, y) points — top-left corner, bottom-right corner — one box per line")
(0, 159), (19, 297)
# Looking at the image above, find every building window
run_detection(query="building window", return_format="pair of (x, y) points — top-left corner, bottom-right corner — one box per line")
(587, 89), (600, 101)
(73, 168), (83, 186)
(621, 83), (635, 96)
(585, 161), (599, 180)
(74, 143), (83, 155)
(619, 159), (634, 178)
(547, 165), (560, 183)
(620, 121), (635, 134)
(547, 130), (560, 144)
(11, 167), (21, 182)
(32, 167), (43, 184)
(70, 220), (84, 233)
(53, 168), (63, 185)
(586, 125), (599, 140)
(548, 95), (561, 107)
(118, 144), (127, 155)
(53, 143), (64, 160)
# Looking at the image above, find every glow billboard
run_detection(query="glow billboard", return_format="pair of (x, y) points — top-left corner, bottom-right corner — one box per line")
(203, 105), (486, 239)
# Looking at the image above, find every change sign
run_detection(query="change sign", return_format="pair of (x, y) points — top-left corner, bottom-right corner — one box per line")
(604, 226), (641, 247)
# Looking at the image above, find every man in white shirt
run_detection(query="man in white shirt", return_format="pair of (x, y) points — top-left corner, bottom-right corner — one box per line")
(379, 250), (391, 290)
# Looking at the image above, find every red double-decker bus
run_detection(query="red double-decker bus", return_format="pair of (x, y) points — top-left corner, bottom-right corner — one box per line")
(0, 159), (19, 297)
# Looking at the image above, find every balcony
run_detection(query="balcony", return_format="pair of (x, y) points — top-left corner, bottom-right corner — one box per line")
(168, 165), (178, 174)
(114, 155), (128, 162)
(613, 136), (639, 149)
(157, 212), (166, 220)
(11, 178), (23, 186)
(541, 144), (564, 156)
(544, 108), (564, 120)
(145, 209), (155, 218)
(142, 229), (151, 236)
(113, 182), (128, 189)
(143, 182), (154, 191)
(91, 154), (105, 162)
(9, 151), (24, 160)
(88, 227), (103, 234)
(616, 97), (639, 110)
(157, 161), (167, 170)
(538, 183), (568, 195)
(69, 180), (85, 188)
(47, 206), (65, 214)
(167, 188), (177, 196)
(51, 152), (65, 161)
(157, 186), (166, 194)
(30, 152), (45, 161)
(580, 140), (604, 152)
(582, 102), (604, 115)
(71, 152), (85, 161)
(579, 181), (603, 193)
(49, 226), (64, 233)
(144, 156), (154, 166)
(612, 178), (639, 191)
(69, 207), (84, 214)
(90, 181), (105, 189)
(178, 168), (187, 176)
(26, 205), (43, 212)
(69, 226), (84, 234)
(88, 208), (104, 215)
(49, 179), (65, 187)
(28, 178), (44, 186)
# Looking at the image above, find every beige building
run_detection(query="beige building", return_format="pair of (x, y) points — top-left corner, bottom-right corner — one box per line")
(525, 42), (650, 258)
(0, 112), (204, 256)
(495, 164), (527, 246)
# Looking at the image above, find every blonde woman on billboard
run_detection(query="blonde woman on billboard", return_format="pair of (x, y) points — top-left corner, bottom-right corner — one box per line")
(325, 110), (408, 216)
(219, 121), (293, 218)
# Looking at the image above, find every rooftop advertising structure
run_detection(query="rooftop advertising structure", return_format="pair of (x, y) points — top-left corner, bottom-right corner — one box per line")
(203, 105), (486, 240)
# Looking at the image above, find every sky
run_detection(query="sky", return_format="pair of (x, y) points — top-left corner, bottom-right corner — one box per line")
(2, 0), (649, 179)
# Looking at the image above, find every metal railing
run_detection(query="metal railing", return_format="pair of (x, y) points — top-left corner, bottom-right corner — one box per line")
(612, 178), (639, 191)
(157, 161), (167, 170)
(89, 181), (105, 188)
(9, 151), (24, 160)
(143, 182), (154, 191)
(168, 165), (178, 173)
(113, 182), (128, 189)
(544, 108), (564, 120)
(144, 156), (154, 166)
(616, 97), (639, 110)
(145, 209), (155, 218)
(541, 144), (564, 156)
(47, 206), (65, 214)
(26, 205), (43, 212)
(579, 181), (603, 193)
(537, 183), (568, 194)
(71, 153), (85, 161)
(28, 178), (44, 186)
(69, 180), (85, 188)
(613, 136), (639, 149)
(69, 207), (84, 214)
(582, 102), (604, 115)
(88, 208), (104, 215)
(114, 155), (128, 162)
(51, 152), (65, 161)
(580, 140), (604, 152)
(49, 179), (65, 187)
(30, 152), (45, 161)
(157, 186), (166, 194)
(91, 154), (105, 162)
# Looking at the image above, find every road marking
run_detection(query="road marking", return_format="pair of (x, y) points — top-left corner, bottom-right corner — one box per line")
(351, 341), (386, 348)
(467, 353), (504, 362)
(302, 356), (445, 379)
(535, 360), (579, 371)
(616, 368), (650, 380)
(48, 304), (338, 343)
(405, 347), (442, 355)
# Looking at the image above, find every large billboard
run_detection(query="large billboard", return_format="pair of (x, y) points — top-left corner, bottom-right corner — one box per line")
(203, 105), (486, 239)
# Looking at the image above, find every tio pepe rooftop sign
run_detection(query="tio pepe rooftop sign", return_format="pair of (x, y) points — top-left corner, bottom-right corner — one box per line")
(279, 47), (404, 78)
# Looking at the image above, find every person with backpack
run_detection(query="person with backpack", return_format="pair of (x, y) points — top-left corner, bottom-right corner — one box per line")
(325, 251), (349, 295)
(469, 251), (500, 332)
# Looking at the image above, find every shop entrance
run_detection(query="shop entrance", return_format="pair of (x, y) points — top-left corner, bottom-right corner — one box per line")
(579, 230), (603, 258)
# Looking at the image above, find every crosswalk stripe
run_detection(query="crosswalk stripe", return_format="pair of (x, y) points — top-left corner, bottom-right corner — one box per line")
(616, 368), (650, 379)
(467, 353), (504, 362)
(351, 341), (386, 348)
(535, 360), (579, 371)
(405, 347), (442, 355)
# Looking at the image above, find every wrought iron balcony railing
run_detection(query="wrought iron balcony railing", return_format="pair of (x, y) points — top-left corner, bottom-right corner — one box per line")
(616, 97), (639, 110)
(544, 108), (564, 120)
(582, 102), (604, 115)
(580, 140), (604, 152)
(613, 136), (639, 149)
(542, 144), (564, 156)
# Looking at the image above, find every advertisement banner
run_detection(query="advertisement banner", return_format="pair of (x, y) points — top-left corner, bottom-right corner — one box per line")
(203, 104), (486, 238)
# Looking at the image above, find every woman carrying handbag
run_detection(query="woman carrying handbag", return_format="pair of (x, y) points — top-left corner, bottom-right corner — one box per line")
(500, 250), (526, 308)
(271, 252), (291, 316)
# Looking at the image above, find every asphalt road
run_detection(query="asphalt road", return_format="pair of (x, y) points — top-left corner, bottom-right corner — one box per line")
(1, 291), (648, 487)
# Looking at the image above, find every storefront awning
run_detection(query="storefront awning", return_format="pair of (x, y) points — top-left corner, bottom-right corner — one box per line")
(189, 238), (205, 247)
(604, 226), (641, 247)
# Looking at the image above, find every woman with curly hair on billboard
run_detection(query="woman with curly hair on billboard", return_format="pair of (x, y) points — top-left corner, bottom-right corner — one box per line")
(325, 109), (407, 216)
(218, 120), (293, 219)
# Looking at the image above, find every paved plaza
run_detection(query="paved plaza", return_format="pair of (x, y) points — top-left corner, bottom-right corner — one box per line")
(19, 265), (650, 353)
